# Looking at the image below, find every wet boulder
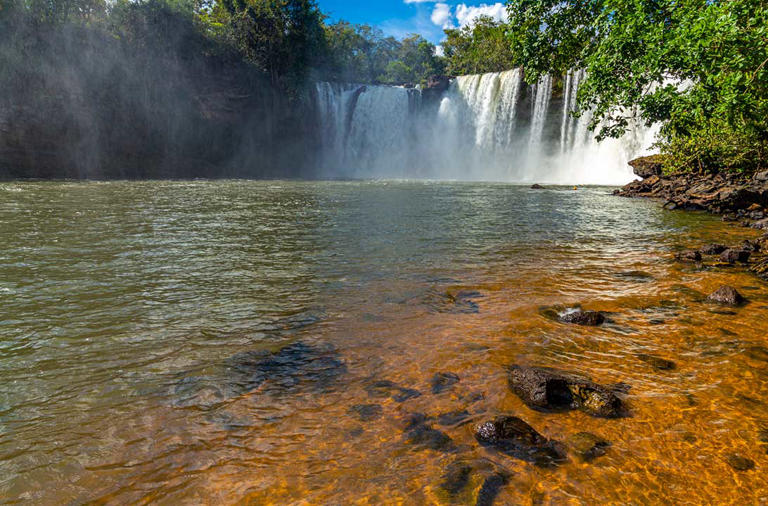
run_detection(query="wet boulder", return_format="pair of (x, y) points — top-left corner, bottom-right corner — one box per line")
(637, 354), (676, 371)
(431, 372), (460, 394)
(675, 250), (702, 263)
(707, 285), (746, 306)
(568, 432), (611, 462)
(531, 184), (545, 189)
(700, 244), (727, 255)
(629, 155), (665, 179)
(474, 416), (567, 467)
(559, 309), (605, 326)
(720, 249), (751, 264)
(508, 365), (627, 418)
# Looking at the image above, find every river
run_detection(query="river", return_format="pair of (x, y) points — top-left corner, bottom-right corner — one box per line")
(1, 180), (766, 503)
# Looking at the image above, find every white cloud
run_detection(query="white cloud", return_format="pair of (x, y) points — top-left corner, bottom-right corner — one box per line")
(430, 3), (454, 28)
(455, 3), (508, 27)
(434, 44), (445, 57)
(428, 3), (508, 31)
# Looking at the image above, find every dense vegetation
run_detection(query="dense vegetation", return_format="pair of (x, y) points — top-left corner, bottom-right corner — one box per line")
(1, 0), (765, 178)
(442, 16), (515, 76)
(505, 0), (768, 173)
(0, 0), (445, 178)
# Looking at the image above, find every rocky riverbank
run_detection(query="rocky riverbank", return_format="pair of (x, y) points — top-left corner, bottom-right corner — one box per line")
(616, 155), (768, 281)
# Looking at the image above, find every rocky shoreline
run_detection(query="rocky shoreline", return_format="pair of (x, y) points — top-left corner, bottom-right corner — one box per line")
(616, 155), (768, 282)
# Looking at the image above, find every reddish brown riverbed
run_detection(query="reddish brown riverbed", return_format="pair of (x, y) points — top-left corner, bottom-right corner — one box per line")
(1, 181), (767, 504)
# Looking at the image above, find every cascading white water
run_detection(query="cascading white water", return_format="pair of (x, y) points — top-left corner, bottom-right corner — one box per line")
(528, 75), (553, 153)
(314, 69), (657, 184)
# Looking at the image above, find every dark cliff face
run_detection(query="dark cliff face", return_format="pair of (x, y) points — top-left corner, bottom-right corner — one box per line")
(0, 23), (314, 180)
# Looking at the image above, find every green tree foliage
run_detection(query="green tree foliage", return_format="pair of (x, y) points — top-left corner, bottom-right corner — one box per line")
(323, 22), (443, 84)
(442, 16), (516, 75)
(505, 0), (768, 172)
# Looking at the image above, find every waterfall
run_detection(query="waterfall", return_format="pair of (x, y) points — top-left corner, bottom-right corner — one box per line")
(314, 70), (656, 184)
(528, 75), (553, 152)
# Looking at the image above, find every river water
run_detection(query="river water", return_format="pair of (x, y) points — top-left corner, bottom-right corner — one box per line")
(1, 180), (767, 503)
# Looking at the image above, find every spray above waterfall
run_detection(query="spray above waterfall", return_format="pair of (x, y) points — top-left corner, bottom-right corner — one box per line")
(314, 70), (657, 184)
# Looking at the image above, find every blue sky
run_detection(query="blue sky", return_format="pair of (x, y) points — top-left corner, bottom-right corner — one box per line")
(318, 1), (509, 44)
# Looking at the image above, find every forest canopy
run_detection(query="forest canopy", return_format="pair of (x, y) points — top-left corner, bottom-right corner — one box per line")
(505, 0), (768, 173)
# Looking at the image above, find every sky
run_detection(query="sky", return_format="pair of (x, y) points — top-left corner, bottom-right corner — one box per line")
(317, 1), (509, 44)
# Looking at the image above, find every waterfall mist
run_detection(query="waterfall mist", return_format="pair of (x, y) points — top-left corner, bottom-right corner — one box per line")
(313, 69), (658, 184)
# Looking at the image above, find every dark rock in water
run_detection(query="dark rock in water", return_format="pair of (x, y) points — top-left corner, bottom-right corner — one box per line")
(475, 472), (510, 506)
(746, 346), (768, 362)
(637, 354), (676, 371)
(404, 423), (453, 451)
(531, 184), (545, 189)
(559, 310), (605, 326)
(615, 271), (655, 283)
(474, 416), (567, 467)
(720, 249), (751, 264)
(223, 342), (346, 393)
(398, 412), (428, 431)
(568, 432), (611, 462)
(675, 250), (702, 263)
(422, 289), (482, 314)
(439, 462), (472, 496)
(349, 404), (383, 422)
(700, 244), (727, 255)
(431, 372), (460, 394)
(629, 155), (665, 178)
(726, 454), (755, 471)
(437, 409), (471, 426)
(173, 342), (346, 407)
(508, 365), (627, 418)
(707, 285), (746, 306)
(366, 380), (421, 402)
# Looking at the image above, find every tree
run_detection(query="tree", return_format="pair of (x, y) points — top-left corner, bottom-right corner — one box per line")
(442, 15), (516, 75)
(505, 0), (768, 172)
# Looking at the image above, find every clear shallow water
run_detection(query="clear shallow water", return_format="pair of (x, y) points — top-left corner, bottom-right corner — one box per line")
(1, 181), (767, 503)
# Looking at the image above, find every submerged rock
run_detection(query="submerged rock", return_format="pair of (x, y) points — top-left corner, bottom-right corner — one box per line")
(508, 365), (627, 418)
(349, 404), (383, 422)
(707, 285), (746, 306)
(700, 244), (727, 255)
(366, 380), (421, 402)
(474, 416), (567, 467)
(531, 184), (545, 190)
(675, 250), (702, 263)
(637, 354), (677, 371)
(559, 309), (605, 326)
(173, 341), (346, 407)
(437, 409), (471, 426)
(431, 372), (460, 394)
(401, 414), (454, 451)
(720, 249), (751, 264)
(568, 432), (611, 461)
(422, 289), (482, 314)
(615, 271), (655, 283)
(404, 424), (454, 450)
(745, 346), (768, 362)
(439, 461), (473, 496)
(475, 472), (510, 506)
(725, 453), (755, 471)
